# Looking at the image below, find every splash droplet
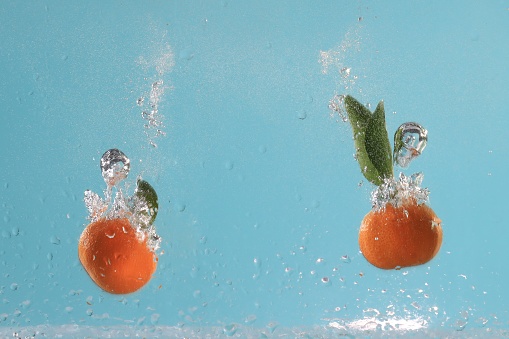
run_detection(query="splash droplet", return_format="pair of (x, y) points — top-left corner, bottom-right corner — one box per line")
(100, 149), (130, 187)
(393, 122), (428, 168)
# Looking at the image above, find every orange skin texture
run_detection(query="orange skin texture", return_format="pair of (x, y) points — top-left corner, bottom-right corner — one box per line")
(359, 200), (442, 269)
(78, 218), (157, 294)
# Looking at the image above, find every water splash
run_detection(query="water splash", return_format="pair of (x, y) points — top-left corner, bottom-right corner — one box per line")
(84, 149), (161, 251)
(371, 172), (430, 211)
(393, 122), (428, 168)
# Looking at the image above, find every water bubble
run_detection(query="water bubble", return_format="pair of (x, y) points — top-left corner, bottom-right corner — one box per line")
(297, 110), (307, 120)
(100, 149), (130, 187)
(393, 122), (428, 168)
(316, 257), (325, 264)
(175, 202), (186, 212)
(266, 321), (278, 333)
(253, 258), (261, 268)
(224, 161), (234, 170)
(223, 323), (237, 336)
(11, 226), (19, 236)
(328, 94), (347, 122)
(340, 255), (351, 263)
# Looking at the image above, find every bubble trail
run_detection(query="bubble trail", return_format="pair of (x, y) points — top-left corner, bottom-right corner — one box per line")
(393, 122), (428, 168)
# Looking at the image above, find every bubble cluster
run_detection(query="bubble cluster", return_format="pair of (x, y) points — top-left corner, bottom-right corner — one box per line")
(370, 172), (430, 211)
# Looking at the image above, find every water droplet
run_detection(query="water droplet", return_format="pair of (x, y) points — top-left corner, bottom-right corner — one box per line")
(100, 149), (130, 187)
(230, 311), (252, 325)
(223, 324), (237, 336)
(316, 257), (325, 264)
(393, 122), (428, 168)
(86, 309), (93, 316)
(253, 258), (261, 268)
(11, 226), (19, 236)
(50, 236), (60, 245)
(10, 283), (18, 291)
(297, 110), (307, 120)
(176, 203), (186, 212)
(137, 97), (145, 106)
(179, 48), (194, 61)
(151, 313), (160, 325)
(258, 145), (267, 154)
(266, 321), (278, 333)
(321, 276), (330, 285)
(224, 161), (234, 170)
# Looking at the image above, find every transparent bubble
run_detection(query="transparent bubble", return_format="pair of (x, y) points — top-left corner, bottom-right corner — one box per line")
(100, 149), (130, 187)
(393, 122), (428, 168)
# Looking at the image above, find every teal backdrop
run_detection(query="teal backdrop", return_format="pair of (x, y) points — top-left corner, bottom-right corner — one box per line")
(1, 1), (509, 337)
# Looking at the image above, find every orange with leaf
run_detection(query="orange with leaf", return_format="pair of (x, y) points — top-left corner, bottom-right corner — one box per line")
(79, 149), (160, 294)
(344, 96), (442, 269)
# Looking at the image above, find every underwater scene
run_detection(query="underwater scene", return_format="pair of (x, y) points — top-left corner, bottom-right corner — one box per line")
(1, 1), (509, 337)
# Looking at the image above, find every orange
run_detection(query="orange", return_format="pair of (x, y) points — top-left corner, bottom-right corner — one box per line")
(358, 199), (442, 269)
(78, 218), (157, 294)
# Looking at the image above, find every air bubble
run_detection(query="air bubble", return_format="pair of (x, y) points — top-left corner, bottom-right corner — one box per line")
(297, 110), (307, 120)
(245, 314), (257, 324)
(176, 203), (186, 212)
(223, 323), (237, 336)
(253, 258), (261, 268)
(393, 122), (428, 168)
(266, 321), (278, 333)
(224, 161), (234, 170)
(328, 94), (347, 122)
(100, 149), (130, 187)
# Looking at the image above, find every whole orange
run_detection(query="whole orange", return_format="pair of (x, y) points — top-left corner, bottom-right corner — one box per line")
(358, 200), (442, 269)
(78, 218), (157, 294)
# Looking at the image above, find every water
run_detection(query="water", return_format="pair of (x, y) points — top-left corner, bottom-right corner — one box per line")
(1, 1), (509, 337)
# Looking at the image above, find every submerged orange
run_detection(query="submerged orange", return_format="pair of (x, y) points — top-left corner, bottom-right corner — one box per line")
(78, 218), (157, 294)
(358, 199), (442, 269)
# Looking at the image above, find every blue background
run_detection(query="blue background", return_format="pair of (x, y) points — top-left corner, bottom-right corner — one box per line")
(1, 0), (509, 336)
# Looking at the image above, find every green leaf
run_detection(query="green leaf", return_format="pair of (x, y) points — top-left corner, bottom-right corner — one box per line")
(134, 179), (158, 228)
(365, 101), (393, 183)
(344, 95), (393, 185)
